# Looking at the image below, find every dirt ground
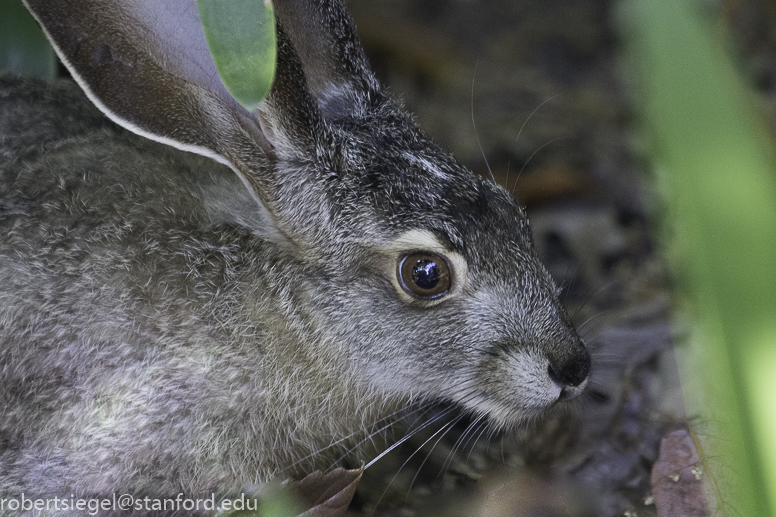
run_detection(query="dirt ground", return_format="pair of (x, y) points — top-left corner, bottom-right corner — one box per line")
(336, 0), (774, 515)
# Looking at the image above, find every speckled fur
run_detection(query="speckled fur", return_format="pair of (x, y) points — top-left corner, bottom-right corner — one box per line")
(0, 0), (589, 514)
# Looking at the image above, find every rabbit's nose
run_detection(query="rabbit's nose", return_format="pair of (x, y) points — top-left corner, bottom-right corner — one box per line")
(547, 347), (591, 389)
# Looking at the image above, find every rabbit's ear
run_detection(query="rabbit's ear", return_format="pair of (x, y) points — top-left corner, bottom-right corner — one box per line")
(23, 0), (324, 206)
(273, 0), (379, 104)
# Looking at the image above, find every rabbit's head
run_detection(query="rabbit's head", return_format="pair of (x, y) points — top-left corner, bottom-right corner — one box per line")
(24, 0), (590, 430)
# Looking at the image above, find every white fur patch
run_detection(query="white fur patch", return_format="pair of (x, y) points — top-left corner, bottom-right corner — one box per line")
(505, 350), (561, 409)
(403, 153), (450, 180)
(454, 350), (562, 427)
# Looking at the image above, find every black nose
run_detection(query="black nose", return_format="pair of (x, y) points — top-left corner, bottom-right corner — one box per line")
(547, 348), (591, 387)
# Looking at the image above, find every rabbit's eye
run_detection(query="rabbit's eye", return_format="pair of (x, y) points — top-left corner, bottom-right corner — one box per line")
(398, 253), (451, 299)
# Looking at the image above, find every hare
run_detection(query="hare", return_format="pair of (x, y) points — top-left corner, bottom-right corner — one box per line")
(0, 0), (591, 512)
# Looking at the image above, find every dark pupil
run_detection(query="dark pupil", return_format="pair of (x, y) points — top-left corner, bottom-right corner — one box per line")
(411, 259), (439, 290)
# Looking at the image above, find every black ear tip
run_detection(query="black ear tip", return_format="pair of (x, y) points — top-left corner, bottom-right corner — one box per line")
(261, 24), (324, 149)
(272, 0), (376, 99)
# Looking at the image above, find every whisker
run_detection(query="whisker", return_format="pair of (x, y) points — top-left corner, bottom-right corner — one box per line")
(470, 61), (495, 184)
(371, 414), (463, 513)
(576, 309), (614, 333)
(507, 93), (562, 190)
(482, 426), (495, 461)
(326, 402), (437, 471)
(404, 413), (468, 504)
(466, 419), (490, 463)
(287, 400), (429, 472)
(440, 414), (487, 477)
(559, 261), (581, 305)
(571, 278), (618, 323)
(364, 405), (459, 470)
(514, 94), (562, 152)
(513, 136), (566, 192)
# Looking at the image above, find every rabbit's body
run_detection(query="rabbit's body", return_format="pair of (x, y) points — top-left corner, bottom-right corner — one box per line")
(1, 0), (591, 512)
(0, 76), (394, 495)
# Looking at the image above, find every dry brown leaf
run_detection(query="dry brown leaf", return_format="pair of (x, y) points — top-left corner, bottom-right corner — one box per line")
(651, 429), (708, 517)
(285, 467), (363, 517)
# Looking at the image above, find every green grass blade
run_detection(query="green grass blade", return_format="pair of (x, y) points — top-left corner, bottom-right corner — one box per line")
(0, 0), (56, 79)
(622, 0), (776, 515)
(196, 0), (276, 111)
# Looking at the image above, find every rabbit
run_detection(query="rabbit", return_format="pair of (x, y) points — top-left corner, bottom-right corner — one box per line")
(0, 0), (591, 513)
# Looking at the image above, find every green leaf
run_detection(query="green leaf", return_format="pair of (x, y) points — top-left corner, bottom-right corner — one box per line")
(0, 0), (56, 79)
(196, 0), (276, 111)
(622, 0), (776, 515)
(215, 483), (303, 517)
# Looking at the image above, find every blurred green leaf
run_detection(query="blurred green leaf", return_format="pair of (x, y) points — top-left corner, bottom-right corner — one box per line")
(622, 0), (776, 515)
(197, 0), (276, 111)
(0, 0), (56, 79)
(216, 483), (303, 517)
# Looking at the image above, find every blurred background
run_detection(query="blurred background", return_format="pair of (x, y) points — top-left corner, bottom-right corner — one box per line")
(4, 0), (776, 515)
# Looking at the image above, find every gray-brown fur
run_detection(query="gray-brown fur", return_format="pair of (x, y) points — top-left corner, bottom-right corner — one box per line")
(1, 0), (590, 514)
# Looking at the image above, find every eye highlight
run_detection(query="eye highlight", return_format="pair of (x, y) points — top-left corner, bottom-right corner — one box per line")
(398, 252), (452, 300)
